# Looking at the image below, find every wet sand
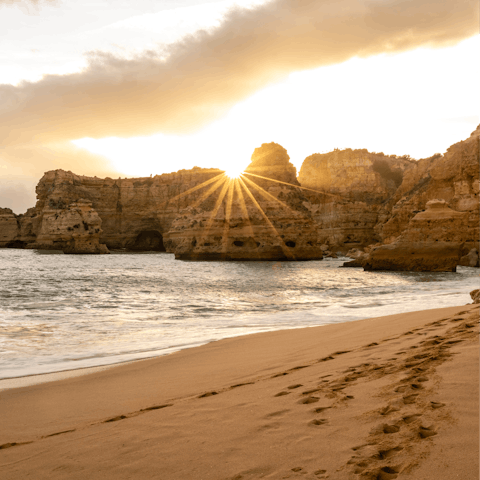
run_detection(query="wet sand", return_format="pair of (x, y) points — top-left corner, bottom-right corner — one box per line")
(0, 304), (478, 479)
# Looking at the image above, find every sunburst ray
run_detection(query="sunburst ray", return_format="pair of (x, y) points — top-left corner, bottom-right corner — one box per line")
(194, 178), (231, 253)
(221, 179), (236, 254)
(238, 177), (295, 260)
(243, 171), (343, 198)
(154, 172), (226, 210)
(241, 175), (293, 212)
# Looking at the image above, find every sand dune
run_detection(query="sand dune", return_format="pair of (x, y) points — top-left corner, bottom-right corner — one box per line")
(0, 304), (478, 479)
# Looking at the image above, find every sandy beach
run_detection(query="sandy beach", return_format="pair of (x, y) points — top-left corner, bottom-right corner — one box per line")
(0, 303), (478, 480)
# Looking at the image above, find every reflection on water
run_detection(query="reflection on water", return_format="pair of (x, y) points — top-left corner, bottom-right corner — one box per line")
(0, 249), (478, 378)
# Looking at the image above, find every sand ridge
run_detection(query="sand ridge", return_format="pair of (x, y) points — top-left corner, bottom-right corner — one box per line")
(0, 304), (478, 479)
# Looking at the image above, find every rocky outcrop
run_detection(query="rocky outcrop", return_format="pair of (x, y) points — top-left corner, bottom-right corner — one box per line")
(1, 128), (478, 265)
(0, 207), (38, 248)
(298, 149), (411, 249)
(459, 249), (479, 268)
(27, 200), (109, 254)
(164, 144), (323, 260)
(10, 167), (224, 252)
(470, 289), (480, 304)
(0, 208), (20, 248)
(363, 200), (467, 272)
(378, 125), (479, 251)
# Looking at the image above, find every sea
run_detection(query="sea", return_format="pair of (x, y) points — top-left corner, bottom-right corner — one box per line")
(0, 249), (478, 380)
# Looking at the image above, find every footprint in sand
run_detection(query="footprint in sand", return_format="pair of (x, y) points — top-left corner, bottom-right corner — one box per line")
(376, 465), (401, 479)
(275, 391), (291, 397)
(403, 394), (418, 404)
(403, 414), (421, 424)
(313, 406), (332, 413)
(198, 391), (218, 398)
(299, 396), (320, 404)
(430, 401), (446, 409)
(382, 424), (400, 434)
(378, 446), (404, 459)
(302, 388), (322, 395)
(288, 384), (303, 389)
(104, 415), (127, 423)
(310, 418), (328, 426)
(380, 405), (400, 416)
(419, 425), (437, 438)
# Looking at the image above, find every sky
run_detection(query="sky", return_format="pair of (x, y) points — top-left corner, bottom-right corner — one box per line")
(0, 0), (478, 213)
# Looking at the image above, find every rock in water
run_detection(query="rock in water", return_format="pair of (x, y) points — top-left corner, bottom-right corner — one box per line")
(363, 200), (466, 271)
(459, 248), (480, 268)
(164, 144), (323, 261)
(470, 289), (480, 304)
(28, 200), (109, 254)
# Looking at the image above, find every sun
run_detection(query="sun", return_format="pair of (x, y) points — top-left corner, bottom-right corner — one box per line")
(224, 165), (245, 179)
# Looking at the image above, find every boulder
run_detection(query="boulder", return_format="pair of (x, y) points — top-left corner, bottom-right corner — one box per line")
(459, 249), (479, 268)
(470, 289), (480, 304)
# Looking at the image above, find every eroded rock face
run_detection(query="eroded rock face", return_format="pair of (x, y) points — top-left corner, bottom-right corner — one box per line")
(164, 144), (323, 260)
(379, 125), (479, 250)
(0, 208), (20, 248)
(363, 200), (467, 271)
(299, 149), (411, 248)
(24, 167), (224, 251)
(471, 289), (480, 304)
(28, 199), (109, 254)
(459, 249), (479, 268)
(0, 207), (37, 248)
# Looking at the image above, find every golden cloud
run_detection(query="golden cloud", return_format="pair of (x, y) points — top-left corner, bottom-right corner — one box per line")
(0, 0), (477, 145)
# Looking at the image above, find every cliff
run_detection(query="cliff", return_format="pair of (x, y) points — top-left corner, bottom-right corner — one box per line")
(364, 200), (467, 272)
(26, 199), (109, 254)
(379, 125), (479, 250)
(6, 167), (224, 252)
(1, 128), (478, 265)
(298, 149), (411, 248)
(164, 143), (323, 260)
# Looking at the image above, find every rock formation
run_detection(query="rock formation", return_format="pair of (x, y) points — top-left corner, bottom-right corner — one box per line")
(0, 207), (38, 248)
(2, 167), (224, 252)
(459, 248), (479, 268)
(471, 289), (480, 304)
(298, 149), (411, 249)
(1, 127), (478, 265)
(164, 143), (323, 261)
(27, 199), (109, 254)
(363, 200), (467, 272)
(378, 125), (479, 251)
(0, 208), (20, 248)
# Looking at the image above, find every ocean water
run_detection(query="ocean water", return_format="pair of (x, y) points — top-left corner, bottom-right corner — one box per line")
(0, 249), (478, 379)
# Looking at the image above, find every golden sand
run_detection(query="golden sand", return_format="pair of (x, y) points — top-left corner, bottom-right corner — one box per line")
(0, 304), (478, 479)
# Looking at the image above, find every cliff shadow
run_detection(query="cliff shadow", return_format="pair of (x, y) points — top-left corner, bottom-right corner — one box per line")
(127, 230), (166, 252)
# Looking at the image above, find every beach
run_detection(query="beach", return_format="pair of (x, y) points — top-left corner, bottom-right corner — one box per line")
(0, 303), (478, 480)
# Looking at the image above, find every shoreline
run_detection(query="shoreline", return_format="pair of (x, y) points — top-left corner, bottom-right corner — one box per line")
(0, 303), (478, 479)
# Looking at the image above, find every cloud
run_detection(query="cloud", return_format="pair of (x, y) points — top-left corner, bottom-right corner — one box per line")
(0, 0), (58, 11)
(0, 0), (477, 145)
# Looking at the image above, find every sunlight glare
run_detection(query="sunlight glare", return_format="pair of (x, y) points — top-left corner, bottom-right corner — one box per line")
(224, 165), (246, 179)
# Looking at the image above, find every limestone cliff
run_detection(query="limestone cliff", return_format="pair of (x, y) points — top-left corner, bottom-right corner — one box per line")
(22, 167), (224, 251)
(164, 144), (323, 260)
(378, 125), (479, 250)
(0, 207), (38, 248)
(28, 199), (109, 254)
(364, 200), (467, 272)
(298, 149), (411, 248)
